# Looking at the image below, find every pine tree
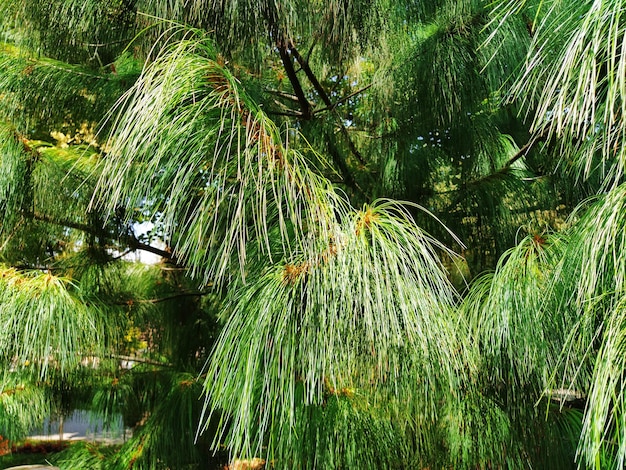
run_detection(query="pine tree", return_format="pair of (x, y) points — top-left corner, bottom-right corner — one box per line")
(1, 1), (626, 469)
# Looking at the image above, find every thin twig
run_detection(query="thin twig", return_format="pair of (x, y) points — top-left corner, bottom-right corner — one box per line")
(110, 354), (173, 368)
(313, 84), (373, 115)
(266, 88), (302, 103)
(117, 291), (208, 305)
(267, 110), (306, 118)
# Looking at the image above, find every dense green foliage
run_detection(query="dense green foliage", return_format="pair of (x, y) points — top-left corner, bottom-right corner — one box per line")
(2, 0), (626, 468)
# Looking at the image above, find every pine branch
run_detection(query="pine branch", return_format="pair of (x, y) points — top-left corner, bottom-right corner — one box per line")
(290, 46), (367, 167)
(266, 88), (302, 103)
(449, 131), (548, 193)
(0, 217), (24, 252)
(110, 354), (173, 368)
(123, 235), (174, 261)
(29, 211), (96, 234)
(269, 97), (304, 116)
(326, 131), (365, 198)
(313, 84), (373, 114)
(272, 42), (365, 195)
(29, 211), (174, 261)
(289, 47), (332, 108)
(503, 131), (546, 170)
(267, 110), (306, 118)
(118, 291), (208, 305)
(277, 43), (312, 120)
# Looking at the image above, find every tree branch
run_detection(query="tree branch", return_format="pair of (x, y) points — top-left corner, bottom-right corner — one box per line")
(30, 211), (98, 235)
(289, 47), (332, 108)
(326, 131), (365, 198)
(270, 97), (304, 114)
(273, 37), (369, 195)
(110, 354), (173, 368)
(277, 43), (312, 120)
(123, 235), (173, 260)
(29, 211), (174, 261)
(313, 84), (373, 115)
(267, 110), (306, 118)
(503, 131), (545, 169)
(451, 130), (549, 192)
(118, 291), (208, 305)
(290, 46), (368, 167)
(266, 88), (302, 103)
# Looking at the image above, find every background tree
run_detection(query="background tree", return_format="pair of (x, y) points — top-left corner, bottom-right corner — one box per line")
(1, 0), (626, 469)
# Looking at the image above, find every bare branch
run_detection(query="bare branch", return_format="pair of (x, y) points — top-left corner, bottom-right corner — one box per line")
(109, 354), (173, 368)
(313, 84), (373, 115)
(120, 290), (209, 305)
(290, 46), (368, 167)
(266, 88), (301, 103)
(29, 211), (174, 261)
(503, 131), (546, 170)
(277, 43), (312, 120)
